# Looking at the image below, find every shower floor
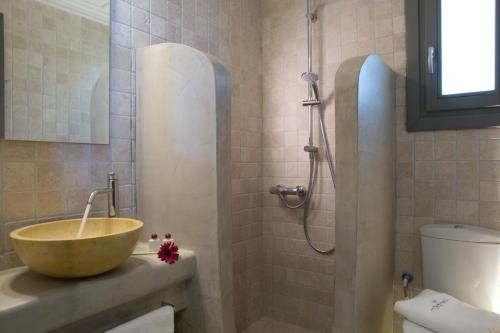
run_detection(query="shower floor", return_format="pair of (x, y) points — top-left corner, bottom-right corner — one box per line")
(241, 317), (318, 333)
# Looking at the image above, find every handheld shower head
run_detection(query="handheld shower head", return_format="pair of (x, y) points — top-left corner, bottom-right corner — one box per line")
(301, 72), (321, 105)
(301, 72), (319, 83)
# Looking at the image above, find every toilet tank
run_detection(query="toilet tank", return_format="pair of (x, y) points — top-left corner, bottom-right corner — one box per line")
(421, 224), (500, 312)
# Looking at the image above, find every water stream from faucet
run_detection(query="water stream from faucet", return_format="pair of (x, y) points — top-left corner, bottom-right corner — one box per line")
(77, 203), (92, 238)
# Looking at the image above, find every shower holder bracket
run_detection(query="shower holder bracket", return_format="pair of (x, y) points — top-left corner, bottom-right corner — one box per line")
(302, 99), (321, 106)
(304, 145), (319, 153)
(306, 12), (318, 22)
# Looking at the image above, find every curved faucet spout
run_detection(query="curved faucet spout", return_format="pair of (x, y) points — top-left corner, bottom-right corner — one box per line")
(87, 188), (112, 205)
(86, 172), (119, 217)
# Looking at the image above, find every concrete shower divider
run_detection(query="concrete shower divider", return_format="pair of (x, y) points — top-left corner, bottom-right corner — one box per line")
(334, 55), (396, 333)
(135, 43), (235, 333)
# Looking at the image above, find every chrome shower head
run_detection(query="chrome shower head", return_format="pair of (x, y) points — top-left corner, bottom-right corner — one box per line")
(301, 72), (319, 83)
(301, 72), (321, 105)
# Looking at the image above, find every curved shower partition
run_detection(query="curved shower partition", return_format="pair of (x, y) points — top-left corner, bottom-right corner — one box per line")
(135, 43), (235, 333)
(334, 55), (396, 333)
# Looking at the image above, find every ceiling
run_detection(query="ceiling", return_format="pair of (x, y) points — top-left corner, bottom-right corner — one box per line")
(36, 0), (110, 25)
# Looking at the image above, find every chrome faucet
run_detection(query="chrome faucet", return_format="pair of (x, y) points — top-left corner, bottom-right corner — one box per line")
(87, 172), (119, 217)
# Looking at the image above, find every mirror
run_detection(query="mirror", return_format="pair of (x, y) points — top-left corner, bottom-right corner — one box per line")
(0, 0), (110, 144)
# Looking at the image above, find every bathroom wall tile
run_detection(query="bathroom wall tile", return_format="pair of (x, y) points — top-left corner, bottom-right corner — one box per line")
(434, 180), (455, 200)
(456, 141), (479, 161)
(110, 115), (131, 139)
(3, 191), (35, 221)
(397, 162), (412, 179)
(457, 181), (479, 201)
(111, 0), (131, 25)
(3, 141), (35, 161)
(480, 181), (500, 202)
(111, 92), (132, 116)
(65, 144), (90, 162)
(457, 161), (478, 180)
(132, 0), (149, 11)
(414, 161), (434, 180)
(110, 69), (132, 93)
(91, 145), (112, 162)
(131, 28), (150, 48)
(112, 22), (132, 48)
(36, 162), (65, 190)
(132, 6), (150, 33)
(65, 189), (89, 215)
(150, 14), (167, 39)
(414, 141), (434, 161)
(435, 141), (456, 161)
(150, 0), (166, 18)
(36, 191), (66, 217)
(456, 201), (479, 224)
(480, 161), (500, 181)
(111, 45), (132, 71)
(436, 130), (456, 142)
(479, 201), (500, 226)
(480, 140), (500, 160)
(35, 142), (65, 161)
(111, 138), (132, 162)
(64, 163), (90, 189)
(434, 161), (456, 180)
(112, 163), (133, 185)
(118, 185), (133, 209)
(3, 162), (35, 191)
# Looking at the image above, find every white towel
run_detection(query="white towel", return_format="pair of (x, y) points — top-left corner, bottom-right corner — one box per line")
(106, 306), (174, 333)
(403, 320), (435, 333)
(395, 289), (500, 333)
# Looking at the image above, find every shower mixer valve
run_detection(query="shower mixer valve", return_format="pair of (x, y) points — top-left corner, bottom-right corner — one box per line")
(269, 185), (307, 198)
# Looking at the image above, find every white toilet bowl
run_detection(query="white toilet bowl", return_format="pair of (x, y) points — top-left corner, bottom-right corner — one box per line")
(400, 224), (500, 333)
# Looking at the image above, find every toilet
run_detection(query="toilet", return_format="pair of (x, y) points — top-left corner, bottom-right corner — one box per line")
(403, 224), (500, 332)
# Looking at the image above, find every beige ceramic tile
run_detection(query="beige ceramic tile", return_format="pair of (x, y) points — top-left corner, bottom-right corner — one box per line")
(35, 191), (66, 217)
(3, 191), (35, 221)
(3, 162), (35, 191)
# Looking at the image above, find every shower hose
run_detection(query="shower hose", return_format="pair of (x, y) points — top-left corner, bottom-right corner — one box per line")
(277, 106), (336, 255)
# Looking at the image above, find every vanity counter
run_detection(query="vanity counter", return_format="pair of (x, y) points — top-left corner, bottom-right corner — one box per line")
(0, 249), (196, 333)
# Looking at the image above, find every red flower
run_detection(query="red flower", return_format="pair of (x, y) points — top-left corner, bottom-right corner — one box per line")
(157, 241), (179, 264)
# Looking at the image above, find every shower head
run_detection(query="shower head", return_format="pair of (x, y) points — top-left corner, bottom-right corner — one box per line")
(301, 72), (321, 105)
(301, 72), (319, 84)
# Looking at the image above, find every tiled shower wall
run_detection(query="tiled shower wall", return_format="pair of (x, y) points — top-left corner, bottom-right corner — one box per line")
(259, 0), (500, 332)
(0, 3), (263, 332)
(260, 0), (404, 332)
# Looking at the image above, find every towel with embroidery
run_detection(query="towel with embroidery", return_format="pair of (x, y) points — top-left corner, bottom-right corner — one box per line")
(395, 289), (500, 333)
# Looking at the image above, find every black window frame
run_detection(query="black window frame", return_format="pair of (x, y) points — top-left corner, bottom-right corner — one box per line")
(407, 0), (500, 131)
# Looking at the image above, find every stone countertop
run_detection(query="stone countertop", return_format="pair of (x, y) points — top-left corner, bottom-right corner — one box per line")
(0, 249), (196, 333)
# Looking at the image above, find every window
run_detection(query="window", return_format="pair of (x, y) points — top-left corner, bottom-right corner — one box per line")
(406, 0), (500, 131)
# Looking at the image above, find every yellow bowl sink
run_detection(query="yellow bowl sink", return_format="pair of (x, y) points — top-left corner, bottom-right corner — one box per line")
(9, 218), (143, 279)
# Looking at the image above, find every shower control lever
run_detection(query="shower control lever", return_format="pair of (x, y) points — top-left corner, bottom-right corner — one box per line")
(270, 185), (307, 198)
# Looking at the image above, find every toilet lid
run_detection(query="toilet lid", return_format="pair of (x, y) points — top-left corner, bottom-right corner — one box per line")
(420, 224), (500, 243)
